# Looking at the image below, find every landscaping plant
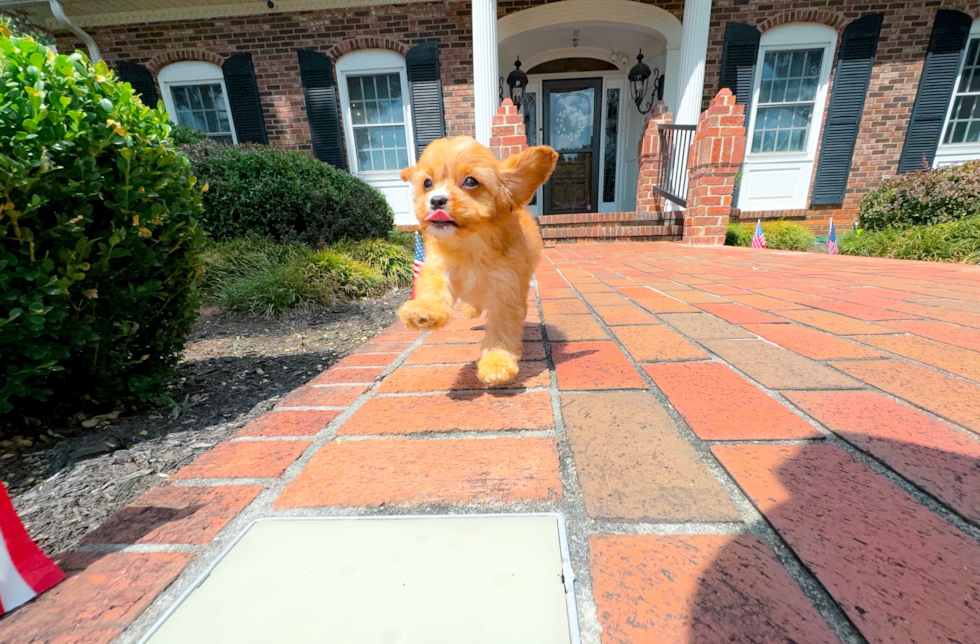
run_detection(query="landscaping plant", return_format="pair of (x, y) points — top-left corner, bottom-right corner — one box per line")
(859, 160), (980, 231)
(725, 221), (815, 251)
(185, 141), (394, 245)
(839, 216), (980, 264)
(0, 32), (205, 416)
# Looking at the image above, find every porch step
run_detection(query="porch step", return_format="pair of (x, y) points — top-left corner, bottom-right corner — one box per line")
(537, 212), (682, 242)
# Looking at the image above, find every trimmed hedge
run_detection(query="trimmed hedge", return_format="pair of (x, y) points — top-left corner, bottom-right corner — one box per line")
(186, 141), (394, 245)
(725, 221), (816, 251)
(859, 160), (980, 231)
(0, 35), (205, 416)
(840, 217), (980, 263)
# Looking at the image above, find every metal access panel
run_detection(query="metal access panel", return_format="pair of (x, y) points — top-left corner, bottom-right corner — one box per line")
(141, 514), (579, 644)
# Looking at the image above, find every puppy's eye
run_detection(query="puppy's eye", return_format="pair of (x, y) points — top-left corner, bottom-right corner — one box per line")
(463, 177), (479, 189)
(423, 179), (433, 190)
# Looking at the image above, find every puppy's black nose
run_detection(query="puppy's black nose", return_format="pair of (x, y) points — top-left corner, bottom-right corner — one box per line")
(430, 195), (448, 210)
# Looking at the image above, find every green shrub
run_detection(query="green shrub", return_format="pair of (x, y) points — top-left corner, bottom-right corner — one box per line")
(725, 221), (815, 251)
(332, 238), (413, 286)
(310, 249), (384, 299)
(840, 217), (980, 263)
(187, 143), (393, 245)
(218, 263), (333, 316)
(859, 161), (980, 231)
(199, 235), (313, 296)
(0, 35), (205, 416)
(170, 124), (208, 145)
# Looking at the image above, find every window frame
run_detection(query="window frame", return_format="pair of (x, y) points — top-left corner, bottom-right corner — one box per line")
(157, 61), (237, 145)
(335, 50), (416, 178)
(744, 24), (837, 164)
(935, 20), (980, 167)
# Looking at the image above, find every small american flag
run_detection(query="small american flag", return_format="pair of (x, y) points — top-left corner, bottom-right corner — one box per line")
(411, 231), (425, 299)
(751, 219), (767, 249)
(0, 482), (65, 614)
(827, 218), (838, 255)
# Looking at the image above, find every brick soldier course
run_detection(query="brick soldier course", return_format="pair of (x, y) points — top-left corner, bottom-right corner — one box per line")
(3, 244), (980, 643)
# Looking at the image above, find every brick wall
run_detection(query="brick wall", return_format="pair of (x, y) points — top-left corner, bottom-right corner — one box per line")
(705, 1), (980, 233)
(57, 2), (476, 156)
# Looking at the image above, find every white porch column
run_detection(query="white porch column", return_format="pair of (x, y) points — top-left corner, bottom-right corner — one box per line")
(472, 0), (498, 146)
(675, 0), (712, 125)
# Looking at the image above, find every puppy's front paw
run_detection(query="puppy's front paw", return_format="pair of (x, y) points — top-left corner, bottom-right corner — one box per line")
(477, 349), (520, 386)
(398, 299), (451, 330)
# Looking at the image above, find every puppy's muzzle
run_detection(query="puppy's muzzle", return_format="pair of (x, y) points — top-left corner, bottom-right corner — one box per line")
(425, 208), (456, 230)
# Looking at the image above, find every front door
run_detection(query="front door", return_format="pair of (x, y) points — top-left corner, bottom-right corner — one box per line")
(542, 78), (603, 215)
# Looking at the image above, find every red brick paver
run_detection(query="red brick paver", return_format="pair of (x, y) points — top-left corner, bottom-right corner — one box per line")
(233, 409), (340, 437)
(646, 362), (821, 440)
(713, 443), (980, 643)
(172, 440), (310, 479)
(551, 341), (646, 389)
(274, 437), (562, 508)
(590, 534), (839, 644)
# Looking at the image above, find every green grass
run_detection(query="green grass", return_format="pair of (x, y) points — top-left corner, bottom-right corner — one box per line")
(725, 221), (816, 251)
(839, 216), (980, 263)
(200, 232), (414, 316)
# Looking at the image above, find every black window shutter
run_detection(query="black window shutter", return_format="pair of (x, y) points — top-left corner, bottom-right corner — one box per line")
(116, 60), (158, 108)
(719, 22), (761, 106)
(297, 49), (347, 169)
(406, 41), (446, 158)
(222, 52), (268, 144)
(811, 13), (884, 205)
(897, 9), (972, 173)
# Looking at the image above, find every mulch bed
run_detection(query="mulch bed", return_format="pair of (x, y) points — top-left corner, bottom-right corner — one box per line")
(1, 290), (409, 556)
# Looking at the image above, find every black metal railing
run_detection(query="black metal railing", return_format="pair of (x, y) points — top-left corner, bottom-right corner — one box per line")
(652, 124), (696, 208)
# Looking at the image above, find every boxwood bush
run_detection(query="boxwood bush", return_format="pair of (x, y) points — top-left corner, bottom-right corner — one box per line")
(186, 141), (394, 245)
(859, 160), (980, 231)
(725, 221), (815, 251)
(0, 34), (205, 416)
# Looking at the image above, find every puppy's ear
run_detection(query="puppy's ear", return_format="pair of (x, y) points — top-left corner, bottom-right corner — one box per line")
(500, 146), (559, 206)
(399, 165), (417, 183)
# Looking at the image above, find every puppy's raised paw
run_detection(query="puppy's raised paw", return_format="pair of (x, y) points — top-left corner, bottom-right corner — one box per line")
(477, 349), (520, 386)
(398, 299), (451, 330)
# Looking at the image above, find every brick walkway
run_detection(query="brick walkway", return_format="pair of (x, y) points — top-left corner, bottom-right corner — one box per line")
(3, 243), (980, 643)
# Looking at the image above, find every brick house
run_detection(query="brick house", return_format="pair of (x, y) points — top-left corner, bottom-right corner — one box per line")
(8, 0), (980, 240)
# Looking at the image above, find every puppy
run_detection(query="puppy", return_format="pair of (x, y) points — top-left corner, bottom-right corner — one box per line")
(398, 137), (558, 385)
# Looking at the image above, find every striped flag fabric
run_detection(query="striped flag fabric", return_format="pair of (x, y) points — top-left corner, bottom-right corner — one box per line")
(0, 482), (65, 614)
(750, 219), (766, 249)
(827, 218), (838, 255)
(411, 231), (425, 299)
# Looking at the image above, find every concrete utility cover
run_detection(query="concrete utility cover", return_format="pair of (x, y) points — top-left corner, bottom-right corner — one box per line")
(144, 515), (574, 644)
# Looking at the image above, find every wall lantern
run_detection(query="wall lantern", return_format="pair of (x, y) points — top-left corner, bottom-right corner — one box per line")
(628, 50), (664, 115)
(505, 57), (528, 112)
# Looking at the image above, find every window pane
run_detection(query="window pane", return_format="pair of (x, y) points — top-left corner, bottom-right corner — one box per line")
(200, 85), (216, 111)
(348, 78), (363, 101)
(365, 100), (380, 124)
(363, 77), (376, 100)
(944, 39), (980, 144)
(172, 87), (191, 111)
(187, 86), (204, 110)
(378, 99), (394, 124)
(205, 109), (219, 132)
(759, 80), (772, 103)
(171, 83), (232, 138)
(351, 123), (411, 171)
(389, 75), (402, 99)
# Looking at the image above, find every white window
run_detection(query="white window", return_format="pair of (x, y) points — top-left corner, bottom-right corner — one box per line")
(346, 73), (411, 171)
(737, 23), (837, 211)
(935, 20), (980, 167)
(752, 49), (825, 153)
(158, 61), (236, 144)
(336, 50), (416, 225)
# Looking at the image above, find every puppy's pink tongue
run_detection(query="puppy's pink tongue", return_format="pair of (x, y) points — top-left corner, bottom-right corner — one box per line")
(425, 209), (454, 222)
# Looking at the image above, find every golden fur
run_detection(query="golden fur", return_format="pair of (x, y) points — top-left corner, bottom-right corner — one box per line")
(397, 137), (558, 384)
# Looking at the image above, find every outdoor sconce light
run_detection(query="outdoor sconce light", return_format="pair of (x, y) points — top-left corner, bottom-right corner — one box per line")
(628, 50), (664, 115)
(505, 56), (528, 112)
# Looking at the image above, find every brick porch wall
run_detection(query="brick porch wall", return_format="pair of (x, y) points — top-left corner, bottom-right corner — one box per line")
(57, 2), (476, 155)
(704, 0), (980, 235)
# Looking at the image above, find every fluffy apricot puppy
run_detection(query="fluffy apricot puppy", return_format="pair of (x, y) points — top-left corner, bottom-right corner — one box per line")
(398, 137), (558, 385)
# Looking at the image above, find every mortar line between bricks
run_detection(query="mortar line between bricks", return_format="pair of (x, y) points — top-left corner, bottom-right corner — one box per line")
(545, 249), (869, 644)
(336, 429), (557, 441)
(533, 273), (604, 644)
(115, 330), (430, 644)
